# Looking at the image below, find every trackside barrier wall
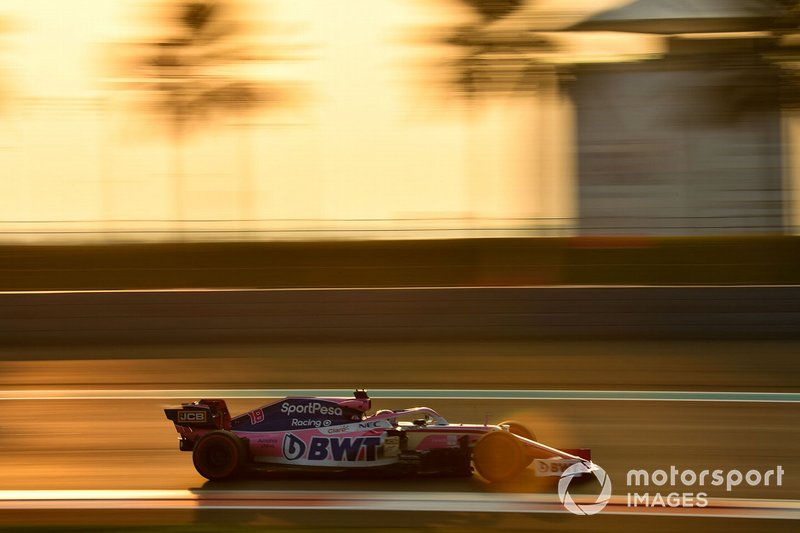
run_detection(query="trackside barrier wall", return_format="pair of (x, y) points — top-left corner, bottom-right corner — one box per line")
(1, 287), (798, 344)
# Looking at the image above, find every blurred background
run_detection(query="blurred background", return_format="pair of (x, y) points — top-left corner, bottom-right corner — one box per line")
(0, 0), (796, 242)
(1, 1), (799, 532)
(0, 0), (797, 289)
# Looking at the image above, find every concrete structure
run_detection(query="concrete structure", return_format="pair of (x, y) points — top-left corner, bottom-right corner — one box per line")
(568, 0), (791, 234)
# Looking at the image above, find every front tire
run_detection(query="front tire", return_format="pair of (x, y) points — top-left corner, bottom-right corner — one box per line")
(192, 431), (247, 481)
(472, 431), (526, 483)
(499, 420), (536, 467)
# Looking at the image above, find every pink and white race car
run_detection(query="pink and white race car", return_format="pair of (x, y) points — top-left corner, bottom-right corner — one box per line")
(165, 390), (593, 482)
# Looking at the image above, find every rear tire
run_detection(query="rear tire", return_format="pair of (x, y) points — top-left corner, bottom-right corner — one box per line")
(499, 420), (536, 467)
(472, 431), (525, 483)
(192, 431), (247, 481)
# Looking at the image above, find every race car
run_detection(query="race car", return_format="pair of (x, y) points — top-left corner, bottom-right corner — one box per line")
(164, 389), (593, 482)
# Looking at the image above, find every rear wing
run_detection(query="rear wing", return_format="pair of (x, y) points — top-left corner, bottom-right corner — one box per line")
(164, 399), (231, 430)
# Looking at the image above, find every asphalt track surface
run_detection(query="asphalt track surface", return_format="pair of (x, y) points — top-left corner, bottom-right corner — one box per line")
(1, 339), (799, 532)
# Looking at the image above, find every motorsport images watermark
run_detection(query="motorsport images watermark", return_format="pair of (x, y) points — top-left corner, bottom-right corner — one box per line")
(557, 464), (785, 515)
(626, 465), (785, 508)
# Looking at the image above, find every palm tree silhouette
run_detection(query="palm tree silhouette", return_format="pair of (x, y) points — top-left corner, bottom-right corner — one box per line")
(127, 0), (293, 224)
(435, 0), (560, 225)
(443, 0), (556, 99)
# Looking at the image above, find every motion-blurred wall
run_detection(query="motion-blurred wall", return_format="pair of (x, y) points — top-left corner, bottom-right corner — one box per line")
(3, 286), (798, 345)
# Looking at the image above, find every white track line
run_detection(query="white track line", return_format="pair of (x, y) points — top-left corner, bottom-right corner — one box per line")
(7, 285), (795, 295)
(0, 491), (797, 519)
(1, 389), (799, 403)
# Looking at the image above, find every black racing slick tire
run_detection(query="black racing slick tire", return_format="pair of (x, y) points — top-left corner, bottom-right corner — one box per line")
(192, 431), (247, 481)
(499, 420), (536, 467)
(472, 430), (526, 483)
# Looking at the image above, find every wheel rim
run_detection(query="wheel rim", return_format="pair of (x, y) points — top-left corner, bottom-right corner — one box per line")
(208, 444), (232, 468)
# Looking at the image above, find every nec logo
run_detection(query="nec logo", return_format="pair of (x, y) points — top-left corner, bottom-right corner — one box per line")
(178, 410), (208, 423)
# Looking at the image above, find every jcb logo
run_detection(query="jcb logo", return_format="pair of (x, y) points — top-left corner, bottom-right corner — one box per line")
(178, 411), (207, 423)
